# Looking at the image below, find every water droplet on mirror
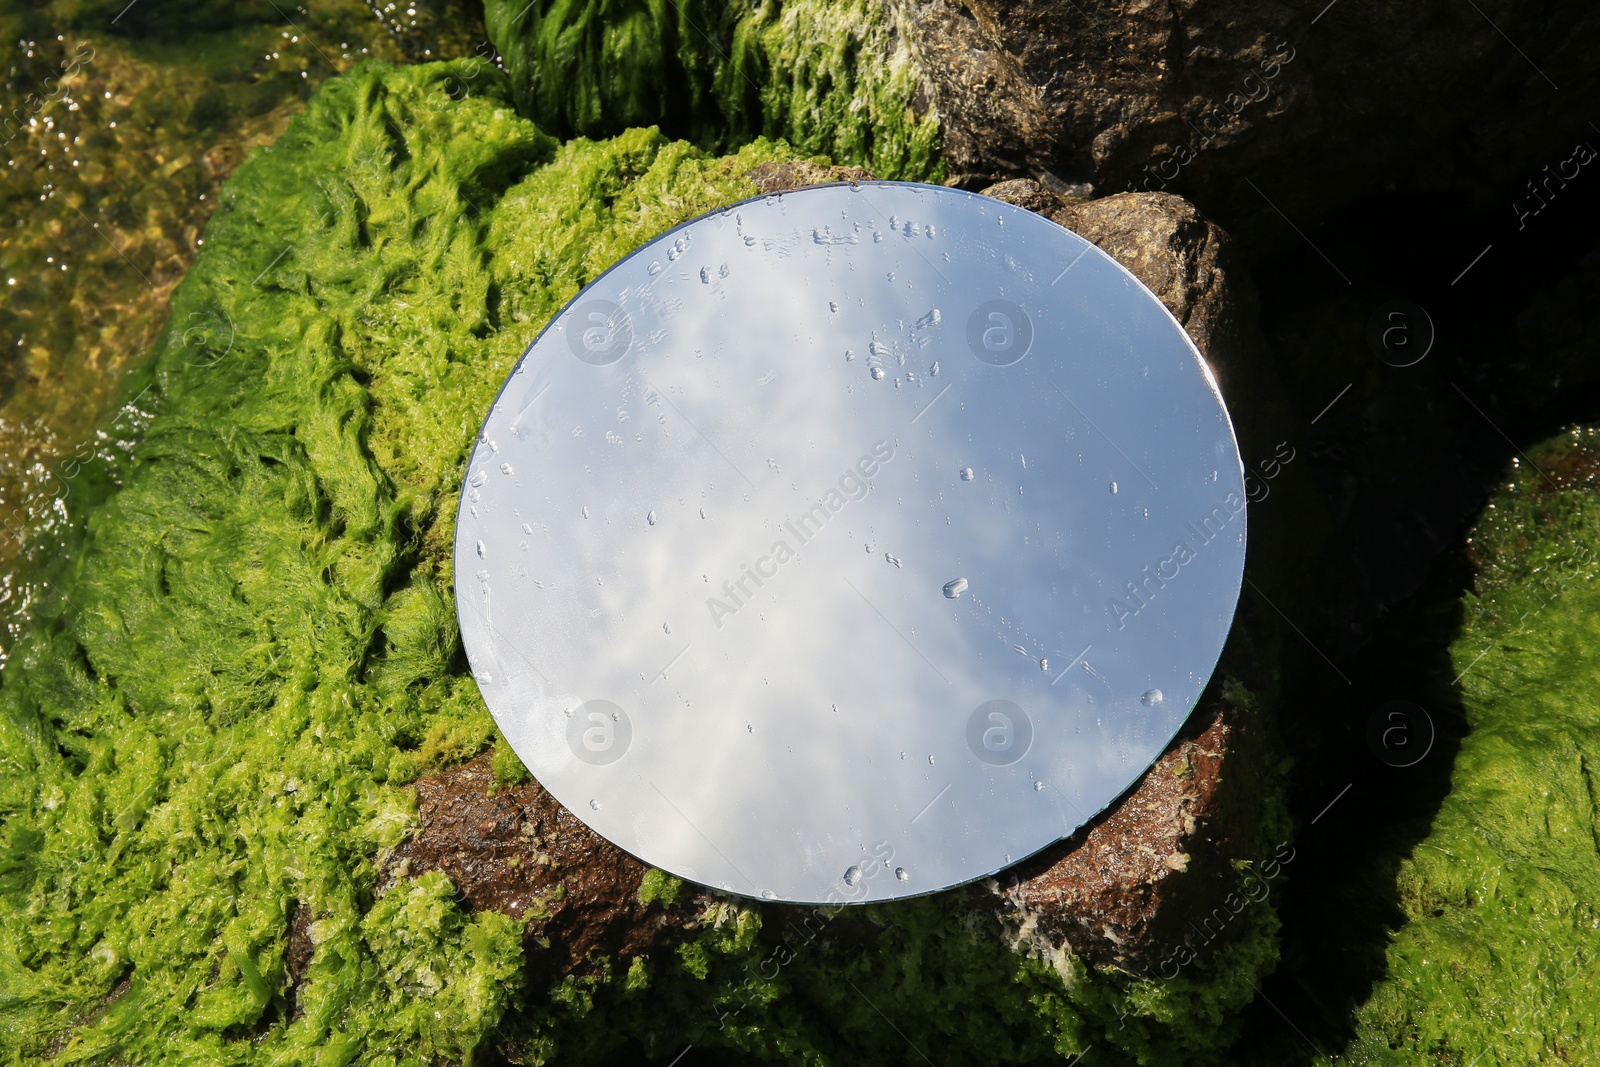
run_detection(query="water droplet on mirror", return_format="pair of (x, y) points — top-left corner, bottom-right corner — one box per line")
(469, 470), (487, 487)
(761, 889), (775, 899)
(1142, 689), (1164, 707)
(476, 540), (487, 558)
(582, 506), (589, 519)
(700, 266), (710, 283)
(1109, 480), (1119, 494)
(895, 867), (909, 882)
(870, 367), (886, 380)
(1034, 780), (1045, 791)
(843, 865), (863, 886)
(885, 552), (902, 568)
(663, 623), (671, 634)
(589, 799), (601, 810)
(930, 361), (940, 376)
(1039, 658), (1049, 671)
(829, 301), (839, 313)
(959, 467), (975, 481)
(647, 510), (658, 526)
(522, 523), (533, 534)
(942, 577), (969, 599)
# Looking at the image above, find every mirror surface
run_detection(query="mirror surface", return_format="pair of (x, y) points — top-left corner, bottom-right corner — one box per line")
(455, 182), (1247, 904)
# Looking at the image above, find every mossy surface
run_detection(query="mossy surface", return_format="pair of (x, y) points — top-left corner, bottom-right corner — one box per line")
(1326, 429), (1600, 1065)
(0, 57), (1278, 1066)
(0, 0), (486, 658)
(482, 0), (943, 180)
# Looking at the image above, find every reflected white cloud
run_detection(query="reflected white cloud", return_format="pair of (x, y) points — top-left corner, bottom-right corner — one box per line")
(456, 183), (1246, 904)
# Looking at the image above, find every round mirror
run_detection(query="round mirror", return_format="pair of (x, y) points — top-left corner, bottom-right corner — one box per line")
(454, 181), (1246, 904)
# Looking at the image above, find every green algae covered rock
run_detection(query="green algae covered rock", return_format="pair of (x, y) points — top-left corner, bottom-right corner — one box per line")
(1328, 431), (1600, 1064)
(0, 57), (1279, 1066)
(482, 0), (943, 181)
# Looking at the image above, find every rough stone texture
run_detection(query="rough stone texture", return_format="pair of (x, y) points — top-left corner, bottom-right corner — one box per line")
(747, 159), (876, 193)
(377, 752), (684, 981)
(892, 0), (1600, 241)
(997, 695), (1271, 972)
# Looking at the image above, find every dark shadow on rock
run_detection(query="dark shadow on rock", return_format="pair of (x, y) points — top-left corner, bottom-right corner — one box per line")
(1222, 150), (1600, 1061)
(1230, 549), (1471, 1064)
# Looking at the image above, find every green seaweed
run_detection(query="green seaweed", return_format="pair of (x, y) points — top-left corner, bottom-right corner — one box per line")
(1325, 429), (1600, 1065)
(0, 57), (1277, 1065)
(482, 0), (943, 180)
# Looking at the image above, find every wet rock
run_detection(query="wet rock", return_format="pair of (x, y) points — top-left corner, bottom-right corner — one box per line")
(896, 0), (1600, 238)
(377, 752), (686, 981)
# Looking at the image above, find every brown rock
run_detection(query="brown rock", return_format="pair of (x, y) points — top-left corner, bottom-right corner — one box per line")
(892, 0), (1600, 244)
(377, 753), (689, 981)
(746, 159), (876, 193)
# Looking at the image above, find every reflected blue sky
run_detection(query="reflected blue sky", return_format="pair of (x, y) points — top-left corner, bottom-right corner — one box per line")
(455, 183), (1246, 903)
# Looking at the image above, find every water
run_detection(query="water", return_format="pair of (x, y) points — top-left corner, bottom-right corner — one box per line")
(843, 864), (863, 886)
(1141, 689), (1164, 707)
(885, 552), (902, 567)
(1110, 480), (1119, 494)
(960, 467), (975, 481)
(1034, 780), (1045, 791)
(589, 799), (601, 810)
(647, 509), (658, 526)
(895, 867), (909, 882)
(871, 367), (886, 380)
(942, 577), (969, 599)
